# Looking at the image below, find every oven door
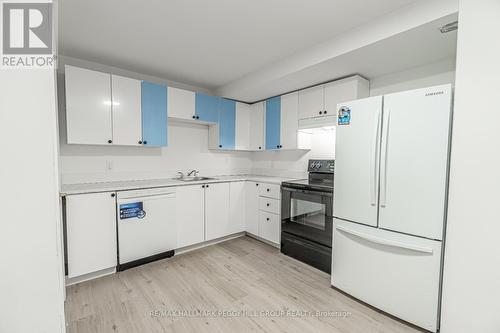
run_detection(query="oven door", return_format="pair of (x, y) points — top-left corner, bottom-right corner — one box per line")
(281, 185), (333, 248)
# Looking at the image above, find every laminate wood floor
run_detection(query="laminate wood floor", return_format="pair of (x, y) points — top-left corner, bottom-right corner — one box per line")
(65, 236), (423, 333)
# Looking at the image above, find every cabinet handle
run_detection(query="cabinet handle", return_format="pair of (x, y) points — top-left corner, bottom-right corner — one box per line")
(324, 110), (327, 114)
(143, 141), (147, 145)
(138, 140), (143, 144)
(259, 146), (262, 150)
(256, 183), (259, 186)
(196, 116), (200, 119)
(192, 115), (196, 119)
(206, 185), (209, 188)
(266, 217), (270, 221)
(266, 203), (270, 207)
(266, 188), (270, 192)
(219, 145), (222, 148)
(108, 139), (112, 144)
(202, 185), (205, 188)
(111, 193), (116, 197)
(319, 111), (323, 115)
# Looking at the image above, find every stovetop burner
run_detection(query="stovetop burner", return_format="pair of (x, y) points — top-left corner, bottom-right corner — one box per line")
(281, 159), (334, 192)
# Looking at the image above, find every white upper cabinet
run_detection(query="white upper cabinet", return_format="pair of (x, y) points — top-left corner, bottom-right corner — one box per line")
(111, 75), (142, 146)
(298, 75), (370, 120)
(249, 102), (265, 151)
(235, 102), (251, 150)
(65, 65), (113, 145)
(167, 86), (195, 121)
(324, 76), (370, 116)
(298, 85), (324, 119)
(280, 92), (299, 149)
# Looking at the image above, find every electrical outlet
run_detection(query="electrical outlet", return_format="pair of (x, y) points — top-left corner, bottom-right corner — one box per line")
(106, 160), (113, 171)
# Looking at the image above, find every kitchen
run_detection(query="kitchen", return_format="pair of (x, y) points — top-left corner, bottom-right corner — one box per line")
(2, 1), (500, 333)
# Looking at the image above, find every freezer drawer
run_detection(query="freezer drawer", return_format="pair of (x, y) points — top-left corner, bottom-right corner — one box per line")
(332, 219), (442, 332)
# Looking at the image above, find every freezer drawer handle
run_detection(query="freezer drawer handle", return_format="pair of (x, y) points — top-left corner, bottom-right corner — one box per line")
(336, 225), (433, 254)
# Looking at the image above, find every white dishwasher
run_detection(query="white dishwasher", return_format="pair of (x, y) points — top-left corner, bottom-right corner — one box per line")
(117, 187), (177, 270)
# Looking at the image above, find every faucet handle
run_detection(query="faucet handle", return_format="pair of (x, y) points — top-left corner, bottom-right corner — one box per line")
(176, 171), (184, 179)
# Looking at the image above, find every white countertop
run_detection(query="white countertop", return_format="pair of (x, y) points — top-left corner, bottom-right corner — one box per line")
(60, 174), (302, 195)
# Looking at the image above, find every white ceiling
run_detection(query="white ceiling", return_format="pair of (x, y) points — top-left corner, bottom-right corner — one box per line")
(59, 0), (421, 90)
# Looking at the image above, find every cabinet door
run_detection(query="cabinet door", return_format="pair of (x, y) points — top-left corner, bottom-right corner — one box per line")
(245, 182), (259, 235)
(167, 86), (195, 120)
(66, 192), (117, 278)
(65, 65), (113, 145)
(235, 102), (251, 150)
(324, 77), (369, 116)
(229, 182), (246, 234)
(249, 102), (264, 151)
(298, 85), (324, 119)
(219, 98), (236, 150)
(280, 91), (298, 149)
(195, 93), (220, 122)
(141, 81), (168, 147)
(259, 211), (280, 244)
(265, 96), (281, 150)
(111, 75), (142, 146)
(205, 183), (230, 241)
(176, 185), (205, 248)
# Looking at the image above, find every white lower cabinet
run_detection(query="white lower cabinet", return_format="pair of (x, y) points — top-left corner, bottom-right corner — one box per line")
(259, 211), (280, 244)
(245, 181), (281, 245)
(66, 192), (117, 278)
(245, 182), (259, 235)
(176, 185), (205, 248)
(229, 182), (246, 234)
(205, 182), (231, 241)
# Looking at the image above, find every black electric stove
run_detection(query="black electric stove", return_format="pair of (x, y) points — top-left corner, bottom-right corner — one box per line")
(280, 159), (334, 273)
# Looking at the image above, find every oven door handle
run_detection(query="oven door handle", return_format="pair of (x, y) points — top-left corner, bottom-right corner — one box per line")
(281, 186), (333, 197)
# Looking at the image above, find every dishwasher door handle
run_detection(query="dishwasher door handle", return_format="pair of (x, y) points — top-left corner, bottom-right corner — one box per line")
(118, 193), (176, 202)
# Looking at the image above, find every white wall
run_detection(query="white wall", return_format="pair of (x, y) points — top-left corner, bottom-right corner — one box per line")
(60, 120), (253, 183)
(0, 71), (65, 332)
(440, 1), (500, 332)
(369, 57), (456, 96)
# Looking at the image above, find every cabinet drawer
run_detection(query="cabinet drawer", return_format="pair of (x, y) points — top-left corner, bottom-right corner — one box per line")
(258, 183), (280, 199)
(259, 197), (280, 214)
(259, 211), (280, 244)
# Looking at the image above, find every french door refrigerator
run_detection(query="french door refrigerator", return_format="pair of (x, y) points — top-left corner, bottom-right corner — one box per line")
(332, 84), (452, 332)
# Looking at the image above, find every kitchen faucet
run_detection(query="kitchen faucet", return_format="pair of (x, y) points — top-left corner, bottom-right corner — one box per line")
(187, 170), (199, 177)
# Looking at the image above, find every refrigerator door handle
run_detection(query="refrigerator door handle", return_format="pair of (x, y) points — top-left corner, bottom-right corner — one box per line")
(336, 225), (433, 254)
(380, 109), (391, 207)
(370, 109), (381, 206)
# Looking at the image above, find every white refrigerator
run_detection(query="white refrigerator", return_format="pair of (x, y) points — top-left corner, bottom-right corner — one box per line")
(332, 84), (452, 332)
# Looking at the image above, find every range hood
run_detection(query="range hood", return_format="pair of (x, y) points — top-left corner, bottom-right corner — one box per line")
(298, 115), (337, 130)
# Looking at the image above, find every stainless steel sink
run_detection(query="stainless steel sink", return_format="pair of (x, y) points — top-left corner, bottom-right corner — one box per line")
(177, 176), (215, 182)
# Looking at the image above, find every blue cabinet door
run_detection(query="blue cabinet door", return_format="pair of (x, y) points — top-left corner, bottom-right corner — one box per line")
(265, 96), (281, 150)
(195, 93), (220, 122)
(219, 98), (236, 149)
(141, 81), (168, 147)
